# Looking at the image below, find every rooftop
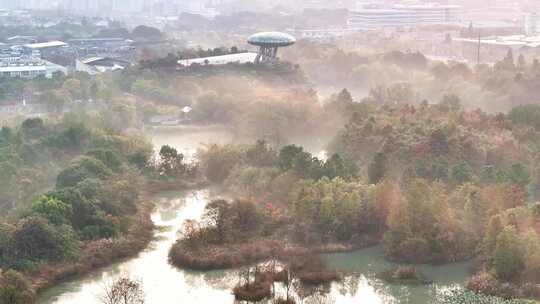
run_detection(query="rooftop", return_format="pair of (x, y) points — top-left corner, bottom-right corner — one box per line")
(7, 35), (37, 41)
(178, 52), (258, 66)
(0, 65), (47, 72)
(393, 3), (462, 9)
(247, 32), (296, 47)
(68, 38), (129, 42)
(82, 56), (131, 67)
(82, 57), (106, 64)
(23, 41), (67, 49)
(0, 59), (65, 71)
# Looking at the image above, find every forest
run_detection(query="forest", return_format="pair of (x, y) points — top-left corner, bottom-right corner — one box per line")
(2, 39), (540, 303)
(0, 107), (196, 302)
(282, 41), (540, 113)
(169, 97), (540, 301)
(162, 47), (540, 302)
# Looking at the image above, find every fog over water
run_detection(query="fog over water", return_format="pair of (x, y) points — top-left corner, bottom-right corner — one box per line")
(37, 128), (470, 304)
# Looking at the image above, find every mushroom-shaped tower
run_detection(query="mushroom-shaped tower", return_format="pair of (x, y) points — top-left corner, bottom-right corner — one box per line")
(247, 32), (296, 64)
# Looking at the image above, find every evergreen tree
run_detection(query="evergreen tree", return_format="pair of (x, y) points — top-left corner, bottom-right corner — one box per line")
(493, 226), (523, 281)
(517, 54), (526, 70)
(496, 49), (515, 70)
(368, 152), (386, 184)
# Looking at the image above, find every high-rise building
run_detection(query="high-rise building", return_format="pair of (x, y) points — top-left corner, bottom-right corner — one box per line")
(525, 13), (540, 36)
(0, 0), (21, 9)
(348, 2), (462, 30)
(112, 0), (144, 12)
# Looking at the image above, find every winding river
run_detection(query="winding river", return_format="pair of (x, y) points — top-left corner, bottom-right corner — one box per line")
(37, 126), (470, 304)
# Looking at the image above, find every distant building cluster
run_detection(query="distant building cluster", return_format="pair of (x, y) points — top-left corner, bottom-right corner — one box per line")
(456, 35), (540, 63)
(348, 2), (463, 30)
(0, 35), (134, 79)
(525, 13), (540, 36)
(287, 29), (357, 41)
(0, 0), (221, 18)
(282, 2), (466, 43)
(0, 0), (144, 13)
(0, 41), (67, 79)
(0, 56), (66, 79)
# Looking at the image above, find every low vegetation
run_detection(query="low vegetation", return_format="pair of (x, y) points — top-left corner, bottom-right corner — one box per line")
(0, 113), (195, 303)
(435, 289), (529, 304)
(231, 255), (340, 303)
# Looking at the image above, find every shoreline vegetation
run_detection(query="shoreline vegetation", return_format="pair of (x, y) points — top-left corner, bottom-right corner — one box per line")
(31, 199), (154, 294)
(13, 179), (204, 302)
(167, 93), (540, 301)
(169, 237), (378, 271)
(31, 177), (202, 297)
(0, 112), (204, 303)
(4, 41), (540, 304)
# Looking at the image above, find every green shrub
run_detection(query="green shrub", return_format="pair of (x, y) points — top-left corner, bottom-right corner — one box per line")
(0, 270), (35, 304)
(56, 156), (112, 188)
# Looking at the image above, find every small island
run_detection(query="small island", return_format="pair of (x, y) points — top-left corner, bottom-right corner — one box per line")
(377, 266), (432, 286)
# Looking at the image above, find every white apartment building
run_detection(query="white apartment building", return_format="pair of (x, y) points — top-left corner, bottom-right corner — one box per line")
(0, 55), (67, 79)
(525, 13), (540, 36)
(348, 3), (462, 30)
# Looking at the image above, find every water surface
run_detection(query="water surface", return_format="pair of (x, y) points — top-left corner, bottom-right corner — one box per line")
(324, 248), (470, 304)
(37, 127), (470, 304)
(38, 189), (470, 304)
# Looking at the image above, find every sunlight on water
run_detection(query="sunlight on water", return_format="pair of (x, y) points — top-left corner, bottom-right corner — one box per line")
(149, 125), (235, 162)
(38, 190), (235, 304)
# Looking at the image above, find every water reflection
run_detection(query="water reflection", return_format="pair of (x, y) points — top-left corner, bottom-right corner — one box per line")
(38, 188), (470, 304)
(324, 248), (470, 304)
(37, 128), (471, 304)
(38, 190), (235, 304)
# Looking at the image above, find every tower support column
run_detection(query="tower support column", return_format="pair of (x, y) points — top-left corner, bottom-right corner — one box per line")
(255, 46), (279, 64)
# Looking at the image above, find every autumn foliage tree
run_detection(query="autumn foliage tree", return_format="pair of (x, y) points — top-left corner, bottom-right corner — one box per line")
(384, 179), (465, 263)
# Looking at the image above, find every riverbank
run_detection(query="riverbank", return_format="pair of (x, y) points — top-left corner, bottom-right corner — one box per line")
(31, 200), (155, 295)
(34, 189), (483, 304)
(147, 179), (209, 193)
(467, 271), (540, 301)
(169, 235), (379, 271)
(31, 179), (204, 300)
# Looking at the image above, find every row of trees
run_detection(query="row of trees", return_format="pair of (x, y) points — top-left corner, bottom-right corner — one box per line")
(199, 141), (357, 189)
(0, 71), (115, 107)
(139, 46), (246, 69)
(332, 99), (536, 193)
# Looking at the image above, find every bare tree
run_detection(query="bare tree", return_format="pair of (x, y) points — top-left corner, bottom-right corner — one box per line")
(100, 276), (145, 304)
